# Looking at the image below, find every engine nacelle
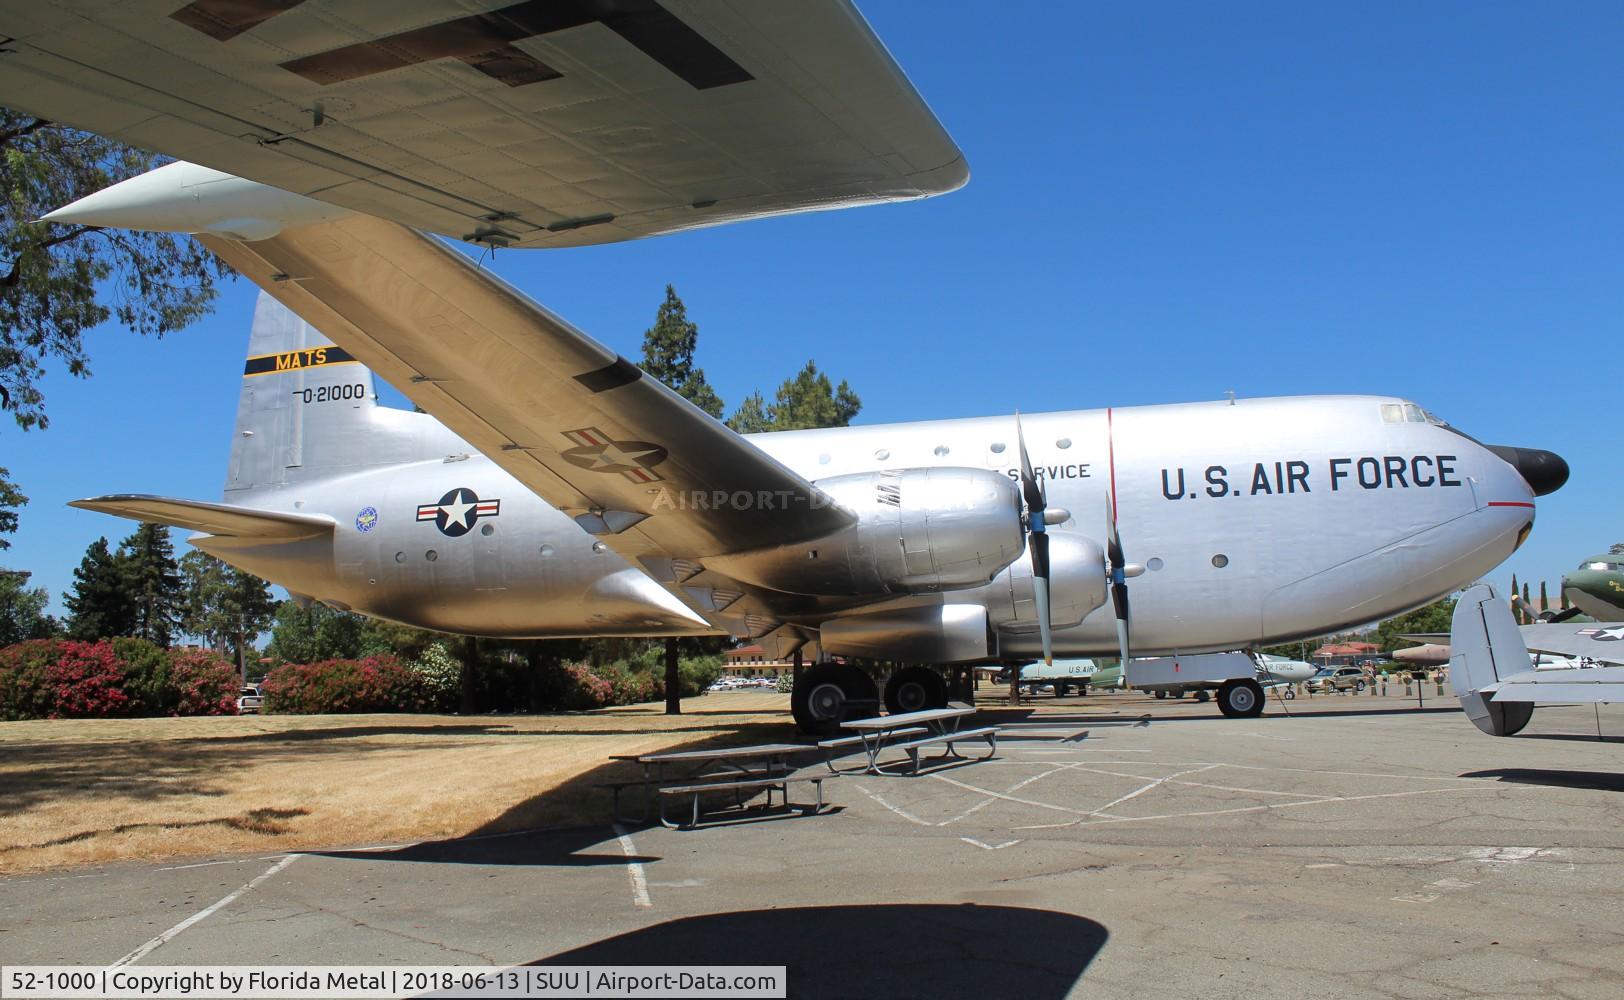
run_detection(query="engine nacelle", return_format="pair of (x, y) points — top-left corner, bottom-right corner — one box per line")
(705, 467), (1024, 597)
(821, 604), (991, 663)
(978, 531), (1109, 635)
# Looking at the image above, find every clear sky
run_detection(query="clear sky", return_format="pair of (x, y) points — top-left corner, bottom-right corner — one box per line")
(4, 1), (1621, 617)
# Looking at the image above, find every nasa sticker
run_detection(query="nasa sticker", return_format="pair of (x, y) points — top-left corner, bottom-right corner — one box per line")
(355, 506), (379, 533)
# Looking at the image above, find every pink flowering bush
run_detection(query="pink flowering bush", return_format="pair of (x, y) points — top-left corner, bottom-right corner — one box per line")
(46, 640), (131, 718)
(0, 640), (244, 719)
(260, 655), (428, 714)
(168, 648), (240, 716)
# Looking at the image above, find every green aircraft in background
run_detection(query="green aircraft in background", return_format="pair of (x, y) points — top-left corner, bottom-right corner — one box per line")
(1562, 553), (1624, 621)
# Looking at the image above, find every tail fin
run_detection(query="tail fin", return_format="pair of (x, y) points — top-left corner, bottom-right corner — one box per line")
(226, 292), (462, 496)
(1450, 584), (1535, 736)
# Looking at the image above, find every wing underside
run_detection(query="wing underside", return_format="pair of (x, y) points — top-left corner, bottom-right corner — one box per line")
(0, 0), (966, 248)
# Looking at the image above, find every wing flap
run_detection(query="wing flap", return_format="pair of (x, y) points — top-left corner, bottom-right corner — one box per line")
(70, 494), (336, 540)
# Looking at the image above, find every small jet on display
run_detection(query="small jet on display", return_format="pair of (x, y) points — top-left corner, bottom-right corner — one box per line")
(3, 0), (1572, 731)
(1450, 585), (1623, 737)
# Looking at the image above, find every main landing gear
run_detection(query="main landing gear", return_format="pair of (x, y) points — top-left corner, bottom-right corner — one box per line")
(790, 663), (954, 734)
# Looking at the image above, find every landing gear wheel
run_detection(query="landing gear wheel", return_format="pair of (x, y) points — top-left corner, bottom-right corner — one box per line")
(884, 666), (948, 715)
(1194, 690), (1211, 703)
(793, 664), (878, 735)
(1283, 686), (1296, 700)
(1218, 678), (1265, 718)
(1154, 690), (1168, 700)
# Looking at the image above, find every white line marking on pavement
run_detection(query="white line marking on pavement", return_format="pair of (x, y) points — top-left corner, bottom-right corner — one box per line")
(113, 855), (298, 967)
(610, 823), (653, 909)
(960, 837), (1023, 850)
(1089, 765), (1221, 816)
(851, 783), (933, 827)
(936, 763), (1084, 826)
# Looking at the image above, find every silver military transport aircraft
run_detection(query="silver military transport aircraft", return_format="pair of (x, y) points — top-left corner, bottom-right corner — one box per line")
(8, 0), (1569, 731)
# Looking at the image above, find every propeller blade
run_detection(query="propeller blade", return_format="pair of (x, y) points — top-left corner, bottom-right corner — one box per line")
(1031, 530), (1053, 664)
(1105, 492), (1130, 665)
(1015, 412), (1045, 515)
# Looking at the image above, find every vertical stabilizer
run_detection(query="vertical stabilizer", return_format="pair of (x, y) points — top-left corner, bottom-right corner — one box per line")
(225, 292), (465, 497)
(1450, 584), (1535, 736)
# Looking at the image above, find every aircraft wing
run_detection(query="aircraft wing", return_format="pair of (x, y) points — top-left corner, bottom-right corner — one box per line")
(193, 213), (856, 574)
(1515, 623), (1624, 665)
(69, 494), (335, 540)
(0, 0), (965, 249)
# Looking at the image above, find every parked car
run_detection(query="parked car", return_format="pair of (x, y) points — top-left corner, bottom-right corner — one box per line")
(236, 684), (263, 714)
(1306, 667), (1366, 693)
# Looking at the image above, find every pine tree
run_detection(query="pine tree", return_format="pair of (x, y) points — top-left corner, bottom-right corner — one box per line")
(640, 284), (725, 419)
(726, 390), (773, 433)
(180, 550), (276, 677)
(119, 523), (184, 646)
(65, 537), (134, 639)
(767, 360), (862, 430)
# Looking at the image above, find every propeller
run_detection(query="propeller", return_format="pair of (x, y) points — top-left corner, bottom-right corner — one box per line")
(1105, 492), (1132, 667)
(1015, 414), (1069, 664)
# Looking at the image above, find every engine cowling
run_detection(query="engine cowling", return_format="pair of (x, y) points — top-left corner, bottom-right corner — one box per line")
(978, 531), (1109, 634)
(705, 467), (1024, 597)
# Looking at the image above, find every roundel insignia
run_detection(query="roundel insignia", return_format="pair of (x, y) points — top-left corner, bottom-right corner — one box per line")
(560, 427), (668, 484)
(416, 488), (502, 537)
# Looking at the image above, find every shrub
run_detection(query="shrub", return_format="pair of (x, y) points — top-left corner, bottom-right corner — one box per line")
(47, 640), (131, 718)
(260, 655), (427, 714)
(0, 639), (59, 721)
(554, 662), (615, 711)
(411, 643), (462, 712)
(168, 648), (240, 716)
(109, 637), (172, 715)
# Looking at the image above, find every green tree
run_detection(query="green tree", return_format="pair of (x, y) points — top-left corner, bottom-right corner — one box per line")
(1375, 597), (1457, 654)
(0, 467), (22, 547)
(0, 569), (58, 645)
(640, 284), (725, 419)
(179, 550), (276, 677)
(119, 523), (184, 647)
(726, 360), (862, 432)
(1610, 543), (1624, 555)
(2, 110), (232, 431)
(726, 390), (773, 433)
(64, 536), (133, 639)
(264, 600), (367, 664)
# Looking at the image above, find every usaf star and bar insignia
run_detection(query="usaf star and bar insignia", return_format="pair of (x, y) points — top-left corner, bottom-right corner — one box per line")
(1577, 626), (1624, 642)
(560, 427), (668, 484)
(417, 488), (501, 537)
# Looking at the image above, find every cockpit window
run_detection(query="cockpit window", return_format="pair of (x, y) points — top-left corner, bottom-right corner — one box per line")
(1584, 561), (1621, 572)
(1380, 403), (1404, 423)
(1404, 403), (1426, 423)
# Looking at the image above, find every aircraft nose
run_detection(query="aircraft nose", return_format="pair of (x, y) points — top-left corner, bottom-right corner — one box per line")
(1486, 445), (1569, 497)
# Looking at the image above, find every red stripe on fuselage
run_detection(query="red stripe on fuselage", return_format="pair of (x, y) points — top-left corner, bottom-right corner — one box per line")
(1488, 501), (1535, 508)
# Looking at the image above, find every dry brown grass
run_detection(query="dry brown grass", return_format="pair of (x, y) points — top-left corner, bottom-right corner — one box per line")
(0, 692), (793, 875)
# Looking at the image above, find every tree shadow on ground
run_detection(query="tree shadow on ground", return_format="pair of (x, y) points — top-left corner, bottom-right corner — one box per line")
(1460, 768), (1624, 792)
(522, 904), (1107, 1000)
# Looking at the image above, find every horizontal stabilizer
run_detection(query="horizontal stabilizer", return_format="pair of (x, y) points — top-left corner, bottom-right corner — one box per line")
(1484, 666), (1624, 704)
(69, 495), (334, 540)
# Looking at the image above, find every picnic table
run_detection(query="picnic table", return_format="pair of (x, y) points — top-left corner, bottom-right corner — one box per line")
(825, 706), (980, 774)
(603, 743), (808, 822)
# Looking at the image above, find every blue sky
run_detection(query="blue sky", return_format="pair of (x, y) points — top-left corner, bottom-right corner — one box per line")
(4, 1), (1621, 616)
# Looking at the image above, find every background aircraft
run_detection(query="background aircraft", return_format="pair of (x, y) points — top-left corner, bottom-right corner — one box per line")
(1451, 584), (1623, 737)
(1562, 554), (1624, 621)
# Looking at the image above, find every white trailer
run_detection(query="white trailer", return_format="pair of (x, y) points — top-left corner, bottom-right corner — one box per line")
(1127, 652), (1266, 717)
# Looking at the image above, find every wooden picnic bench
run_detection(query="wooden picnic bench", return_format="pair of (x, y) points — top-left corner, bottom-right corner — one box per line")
(658, 775), (827, 830)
